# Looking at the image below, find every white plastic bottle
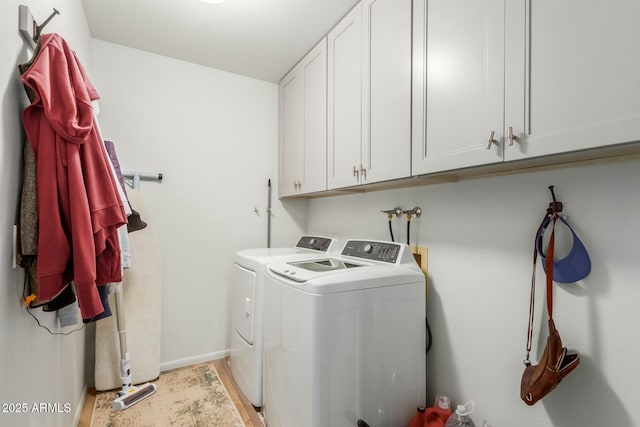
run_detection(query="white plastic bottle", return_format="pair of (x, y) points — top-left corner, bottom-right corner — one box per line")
(444, 401), (476, 427)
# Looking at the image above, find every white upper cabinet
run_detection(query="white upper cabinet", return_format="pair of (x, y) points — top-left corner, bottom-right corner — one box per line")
(280, 69), (304, 197)
(362, 0), (412, 184)
(328, 0), (412, 189)
(303, 40), (329, 194)
(412, 0), (505, 175)
(281, 0), (640, 197)
(279, 38), (328, 197)
(504, 0), (640, 161)
(328, 4), (363, 189)
(413, 0), (640, 175)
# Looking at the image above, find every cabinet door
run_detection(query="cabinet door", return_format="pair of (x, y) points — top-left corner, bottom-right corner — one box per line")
(279, 68), (304, 197)
(301, 38), (328, 194)
(412, 0), (505, 175)
(504, 0), (640, 161)
(362, 0), (412, 184)
(328, 3), (363, 190)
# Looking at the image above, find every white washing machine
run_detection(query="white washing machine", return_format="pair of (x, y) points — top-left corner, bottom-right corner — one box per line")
(229, 236), (339, 407)
(262, 240), (426, 427)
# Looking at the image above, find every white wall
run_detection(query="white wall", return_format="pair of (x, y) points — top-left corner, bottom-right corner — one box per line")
(307, 158), (640, 426)
(89, 40), (307, 369)
(0, 1), (93, 426)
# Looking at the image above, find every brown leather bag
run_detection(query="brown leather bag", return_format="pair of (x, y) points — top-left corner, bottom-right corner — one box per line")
(520, 212), (580, 406)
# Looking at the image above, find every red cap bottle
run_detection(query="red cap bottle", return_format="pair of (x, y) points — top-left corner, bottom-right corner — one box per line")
(409, 405), (426, 427)
(425, 394), (452, 427)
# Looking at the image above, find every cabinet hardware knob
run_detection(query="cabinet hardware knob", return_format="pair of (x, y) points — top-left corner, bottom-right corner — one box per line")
(507, 126), (518, 146)
(486, 131), (496, 149)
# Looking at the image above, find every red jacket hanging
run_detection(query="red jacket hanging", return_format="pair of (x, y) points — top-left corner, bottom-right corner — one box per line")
(21, 33), (126, 319)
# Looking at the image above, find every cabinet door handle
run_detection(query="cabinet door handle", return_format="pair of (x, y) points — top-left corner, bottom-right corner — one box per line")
(507, 126), (518, 146)
(353, 165), (359, 179)
(486, 131), (496, 149)
(360, 165), (366, 180)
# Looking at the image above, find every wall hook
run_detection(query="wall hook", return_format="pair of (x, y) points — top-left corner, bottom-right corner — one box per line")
(547, 186), (563, 214)
(35, 8), (60, 41)
(19, 5), (60, 48)
(122, 171), (164, 190)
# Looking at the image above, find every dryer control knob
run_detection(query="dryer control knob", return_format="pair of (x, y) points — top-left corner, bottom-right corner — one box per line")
(363, 243), (373, 254)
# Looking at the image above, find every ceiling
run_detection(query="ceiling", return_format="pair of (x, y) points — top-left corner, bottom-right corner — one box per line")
(81, 0), (359, 83)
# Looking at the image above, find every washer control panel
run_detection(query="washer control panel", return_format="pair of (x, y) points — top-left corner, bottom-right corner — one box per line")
(296, 236), (333, 252)
(341, 240), (401, 263)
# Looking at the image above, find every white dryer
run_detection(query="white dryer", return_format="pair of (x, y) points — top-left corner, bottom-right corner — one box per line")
(263, 240), (426, 427)
(229, 236), (338, 407)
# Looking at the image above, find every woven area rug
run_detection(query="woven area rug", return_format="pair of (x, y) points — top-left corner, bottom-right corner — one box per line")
(91, 362), (244, 426)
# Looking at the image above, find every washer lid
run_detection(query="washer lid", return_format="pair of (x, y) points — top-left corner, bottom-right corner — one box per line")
(235, 236), (339, 268)
(267, 260), (423, 293)
(269, 258), (369, 282)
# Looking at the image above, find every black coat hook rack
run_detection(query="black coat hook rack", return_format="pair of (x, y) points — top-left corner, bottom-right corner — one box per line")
(19, 5), (60, 48)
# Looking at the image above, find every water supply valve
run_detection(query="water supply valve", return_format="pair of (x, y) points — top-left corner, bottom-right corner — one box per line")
(381, 207), (402, 219)
(402, 207), (422, 221)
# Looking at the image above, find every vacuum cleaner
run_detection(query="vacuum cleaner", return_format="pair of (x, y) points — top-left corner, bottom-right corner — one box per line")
(111, 282), (157, 410)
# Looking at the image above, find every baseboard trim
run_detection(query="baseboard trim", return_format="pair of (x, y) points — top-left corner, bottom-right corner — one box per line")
(75, 385), (89, 427)
(160, 350), (230, 372)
